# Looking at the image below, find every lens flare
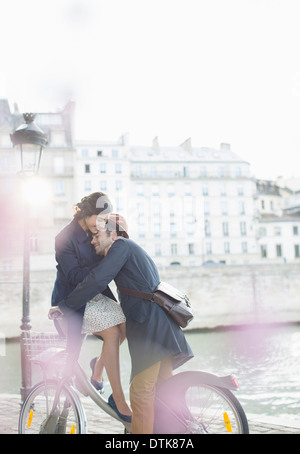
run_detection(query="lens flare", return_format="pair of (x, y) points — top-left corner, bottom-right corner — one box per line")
(21, 177), (51, 206)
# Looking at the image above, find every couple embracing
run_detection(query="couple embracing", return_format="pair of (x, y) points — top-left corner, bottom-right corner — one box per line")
(49, 192), (193, 434)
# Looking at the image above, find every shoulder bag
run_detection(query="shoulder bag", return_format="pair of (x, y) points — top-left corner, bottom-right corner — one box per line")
(117, 282), (193, 328)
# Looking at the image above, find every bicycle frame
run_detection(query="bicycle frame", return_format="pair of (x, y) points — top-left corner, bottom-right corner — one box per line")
(72, 360), (132, 433)
(22, 326), (246, 434)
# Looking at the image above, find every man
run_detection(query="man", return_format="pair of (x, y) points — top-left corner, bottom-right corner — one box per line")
(49, 213), (193, 434)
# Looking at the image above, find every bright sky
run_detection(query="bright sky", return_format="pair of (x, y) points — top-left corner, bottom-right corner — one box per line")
(1, 0), (300, 180)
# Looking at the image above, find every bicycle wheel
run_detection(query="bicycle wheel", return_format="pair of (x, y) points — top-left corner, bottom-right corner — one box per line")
(154, 371), (249, 434)
(19, 380), (87, 434)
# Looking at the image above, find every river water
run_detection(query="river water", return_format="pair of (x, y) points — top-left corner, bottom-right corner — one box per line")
(1, 323), (300, 424)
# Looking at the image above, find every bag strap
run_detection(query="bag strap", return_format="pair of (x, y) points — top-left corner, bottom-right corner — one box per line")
(117, 285), (153, 301)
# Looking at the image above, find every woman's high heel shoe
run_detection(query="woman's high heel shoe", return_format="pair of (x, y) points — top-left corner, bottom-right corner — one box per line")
(108, 394), (132, 423)
(90, 357), (104, 394)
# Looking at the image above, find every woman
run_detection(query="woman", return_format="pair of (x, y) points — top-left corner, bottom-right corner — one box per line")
(51, 192), (131, 421)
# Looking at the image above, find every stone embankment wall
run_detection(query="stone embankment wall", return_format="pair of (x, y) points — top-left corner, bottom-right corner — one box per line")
(1, 264), (300, 338)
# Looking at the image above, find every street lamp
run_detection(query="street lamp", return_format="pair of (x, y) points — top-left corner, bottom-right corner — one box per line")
(10, 113), (48, 401)
(11, 113), (48, 176)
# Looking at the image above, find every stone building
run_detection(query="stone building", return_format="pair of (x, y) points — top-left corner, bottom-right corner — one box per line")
(1, 99), (300, 271)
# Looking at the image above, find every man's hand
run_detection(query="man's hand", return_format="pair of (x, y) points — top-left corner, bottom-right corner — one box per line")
(48, 307), (64, 320)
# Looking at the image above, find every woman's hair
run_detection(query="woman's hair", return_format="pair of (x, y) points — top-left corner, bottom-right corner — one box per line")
(73, 192), (112, 220)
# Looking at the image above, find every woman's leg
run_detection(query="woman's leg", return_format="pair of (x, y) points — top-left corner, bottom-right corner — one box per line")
(93, 323), (131, 417)
(91, 322), (126, 383)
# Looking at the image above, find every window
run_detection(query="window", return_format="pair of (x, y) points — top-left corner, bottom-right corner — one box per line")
(115, 197), (122, 211)
(150, 166), (157, 178)
(239, 201), (245, 215)
(152, 202), (160, 216)
(240, 222), (247, 236)
(171, 244), (177, 255)
(155, 244), (161, 256)
(220, 183), (226, 196)
(274, 227), (281, 236)
(135, 165), (142, 177)
(100, 180), (107, 191)
(188, 243), (195, 255)
(154, 223), (160, 237)
(242, 241), (248, 253)
(237, 184), (244, 196)
(151, 183), (159, 196)
(223, 222), (229, 236)
(136, 183), (144, 196)
(206, 242), (212, 255)
(55, 181), (64, 196)
(0, 156), (9, 171)
(115, 180), (122, 191)
(261, 244), (267, 258)
(293, 226), (299, 235)
(221, 201), (228, 215)
(137, 202), (145, 217)
(200, 166), (207, 177)
(115, 163), (122, 174)
(204, 201), (210, 215)
(202, 184), (209, 196)
(183, 166), (190, 177)
(184, 183), (192, 196)
(167, 183), (175, 196)
(112, 149), (118, 158)
(51, 131), (65, 146)
(84, 180), (91, 191)
(170, 222), (176, 236)
(54, 157), (64, 174)
(97, 150), (103, 157)
(276, 244), (282, 257)
(138, 224), (145, 238)
(218, 166), (225, 178)
(186, 222), (194, 235)
(295, 245), (300, 258)
(81, 149), (88, 158)
(236, 166), (242, 177)
(204, 220), (211, 237)
(259, 227), (267, 237)
(224, 242), (230, 254)
(84, 164), (90, 173)
(100, 163), (106, 174)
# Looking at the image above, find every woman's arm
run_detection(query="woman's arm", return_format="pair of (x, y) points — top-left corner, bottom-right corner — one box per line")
(55, 236), (98, 287)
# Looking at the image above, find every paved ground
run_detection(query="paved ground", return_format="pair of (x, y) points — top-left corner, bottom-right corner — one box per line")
(1, 393), (300, 435)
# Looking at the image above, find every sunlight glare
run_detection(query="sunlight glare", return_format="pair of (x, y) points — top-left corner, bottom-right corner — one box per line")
(21, 177), (51, 206)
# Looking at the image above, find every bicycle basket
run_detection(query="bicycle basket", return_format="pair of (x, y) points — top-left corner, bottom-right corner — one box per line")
(21, 331), (68, 368)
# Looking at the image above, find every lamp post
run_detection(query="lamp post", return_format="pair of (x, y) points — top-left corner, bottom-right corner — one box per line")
(10, 113), (48, 401)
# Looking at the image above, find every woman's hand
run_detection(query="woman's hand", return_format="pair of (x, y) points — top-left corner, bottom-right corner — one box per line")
(48, 306), (64, 320)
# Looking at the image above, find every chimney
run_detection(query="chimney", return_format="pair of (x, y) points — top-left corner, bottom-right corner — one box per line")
(152, 136), (159, 151)
(180, 137), (192, 151)
(220, 142), (231, 151)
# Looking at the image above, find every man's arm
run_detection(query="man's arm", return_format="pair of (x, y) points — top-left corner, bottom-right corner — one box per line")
(58, 239), (129, 314)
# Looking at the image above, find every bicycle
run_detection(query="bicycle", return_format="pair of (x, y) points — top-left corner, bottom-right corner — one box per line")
(18, 328), (249, 434)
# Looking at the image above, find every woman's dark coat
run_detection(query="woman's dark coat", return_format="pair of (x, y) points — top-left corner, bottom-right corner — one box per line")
(51, 218), (115, 342)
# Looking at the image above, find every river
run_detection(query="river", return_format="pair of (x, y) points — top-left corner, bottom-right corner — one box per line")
(1, 323), (300, 424)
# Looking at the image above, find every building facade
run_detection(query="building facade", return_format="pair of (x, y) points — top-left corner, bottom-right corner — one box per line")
(255, 180), (300, 263)
(1, 99), (300, 270)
